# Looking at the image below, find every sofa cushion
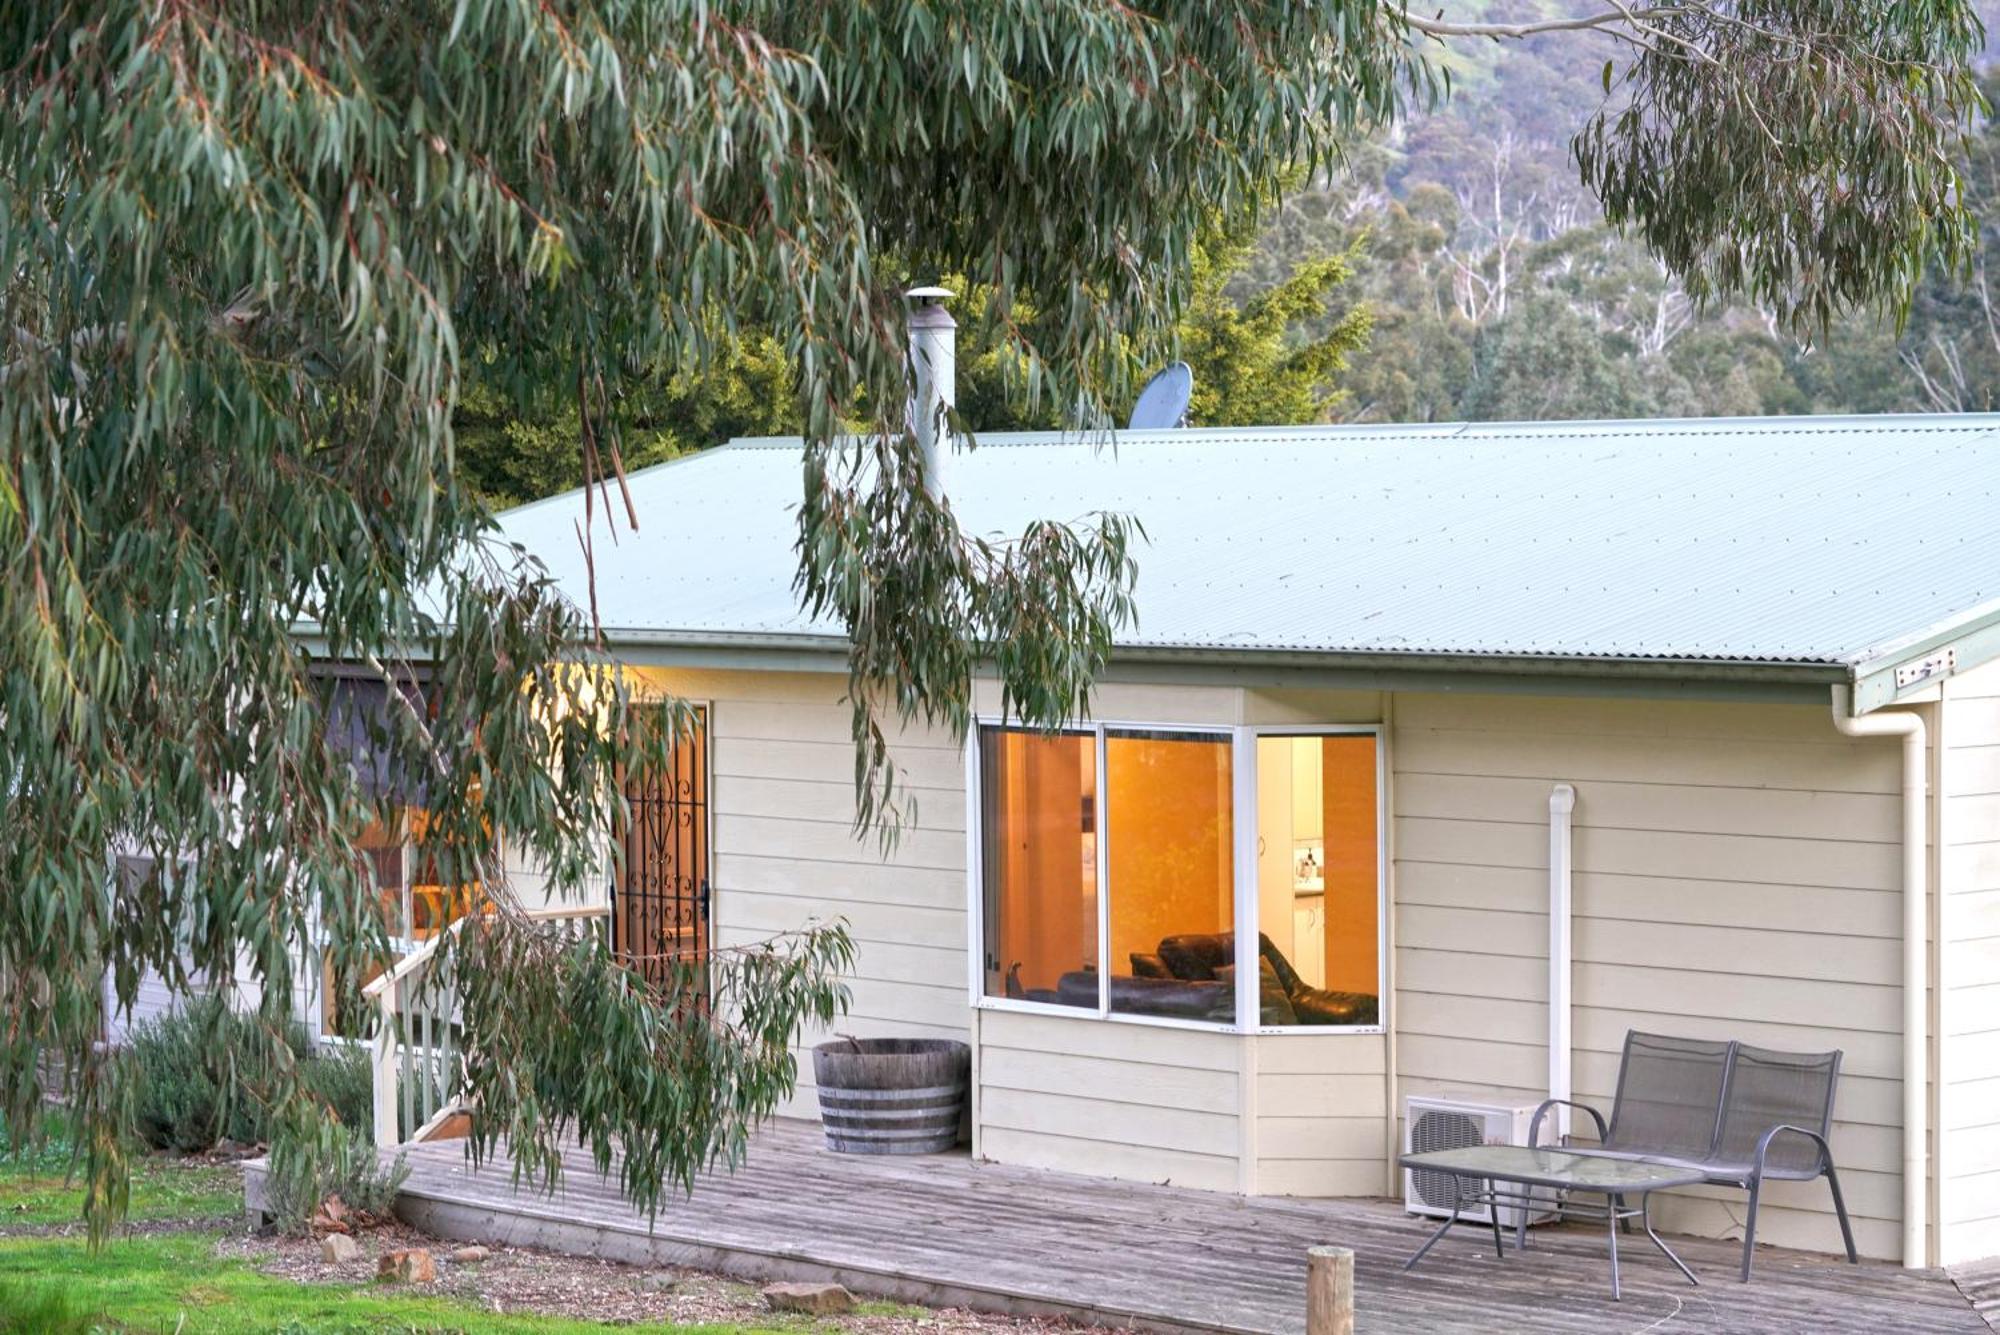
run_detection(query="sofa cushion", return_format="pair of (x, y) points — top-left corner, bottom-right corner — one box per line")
(1288, 987), (1378, 1026)
(1156, 933), (1233, 980)
(1216, 959), (1299, 1025)
(1060, 970), (1232, 1021)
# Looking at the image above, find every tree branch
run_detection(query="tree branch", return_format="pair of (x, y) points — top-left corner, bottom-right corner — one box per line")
(1399, 4), (1688, 41)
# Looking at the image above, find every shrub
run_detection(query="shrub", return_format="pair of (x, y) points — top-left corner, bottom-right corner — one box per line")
(0, 1110), (76, 1176)
(300, 1042), (373, 1136)
(128, 994), (289, 1152)
(127, 995), (376, 1152)
(262, 1120), (408, 1236)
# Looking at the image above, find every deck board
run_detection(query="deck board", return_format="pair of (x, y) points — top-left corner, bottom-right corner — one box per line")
(286, 1119), (1980, 1334)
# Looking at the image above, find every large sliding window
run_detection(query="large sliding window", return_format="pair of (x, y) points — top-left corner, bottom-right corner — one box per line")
(975, 721), (1383, 1031)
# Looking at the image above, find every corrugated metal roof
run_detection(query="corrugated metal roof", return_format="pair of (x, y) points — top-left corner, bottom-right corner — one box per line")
(494, 413), (2000, 669)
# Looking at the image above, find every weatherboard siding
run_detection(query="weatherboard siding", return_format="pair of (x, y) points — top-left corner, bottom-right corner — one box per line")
(1250, 1032), (1389, 1196)
(630, 668), (970, 1120)
(1943, 658), (2000, 1266)
(1390, 691), (1911, 1261)
(102, 965), (188, 1045)
(1238, 689), (1391, 1197)
(975, 1009), (1243, 1191)
(965, 679), (1247, 1187)
(586, 665), (1942, 1266)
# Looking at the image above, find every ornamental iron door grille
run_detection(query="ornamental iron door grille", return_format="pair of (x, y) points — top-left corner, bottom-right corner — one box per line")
(613, 704), (709, 990)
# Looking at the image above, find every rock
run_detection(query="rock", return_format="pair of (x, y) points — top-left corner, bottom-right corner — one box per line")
(761, 1282), (855, 1315)
(320, 1233), (360, 1264)
(450, 1245), (491, 1264)
(377, 1248), (437, 1284)
(309, 1193), (352, 1234)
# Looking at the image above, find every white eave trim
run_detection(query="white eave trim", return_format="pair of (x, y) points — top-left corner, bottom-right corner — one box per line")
(1847, 597), (2000, 713)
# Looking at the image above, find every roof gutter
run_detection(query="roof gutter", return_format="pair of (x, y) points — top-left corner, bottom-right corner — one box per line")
(574, 629), (1851, 703)
(592, 628), (1847, 681)
(1098, 642), (1849, 685)
(302, 622), (1849, 702)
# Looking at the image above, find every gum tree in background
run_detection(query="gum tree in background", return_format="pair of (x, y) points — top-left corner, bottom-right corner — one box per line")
(0, 1), (1985, 1236)
(463, 213), (1375, 509)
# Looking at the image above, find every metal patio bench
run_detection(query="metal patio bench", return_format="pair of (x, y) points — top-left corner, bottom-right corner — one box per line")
(1529, 1030), (1859, 1281)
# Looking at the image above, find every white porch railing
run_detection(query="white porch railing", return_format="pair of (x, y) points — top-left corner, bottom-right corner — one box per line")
(364, 904), (610, 1147)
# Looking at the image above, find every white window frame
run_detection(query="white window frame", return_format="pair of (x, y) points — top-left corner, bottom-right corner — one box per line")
(967, 717), (1388, 1037)
(1241, 724), (1388, 1037)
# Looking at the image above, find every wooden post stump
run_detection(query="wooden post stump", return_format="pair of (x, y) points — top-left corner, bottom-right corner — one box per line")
(1306, 1245), (1355, 1335)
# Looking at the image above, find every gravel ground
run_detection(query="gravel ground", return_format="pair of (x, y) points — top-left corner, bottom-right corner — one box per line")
(217, 1222), (1100, 1333)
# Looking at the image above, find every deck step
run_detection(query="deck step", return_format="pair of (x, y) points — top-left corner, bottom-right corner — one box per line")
(409, 1102), (472, 1144)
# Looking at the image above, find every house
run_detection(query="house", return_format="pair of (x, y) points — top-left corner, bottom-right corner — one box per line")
(482, 404), (2000, 1276)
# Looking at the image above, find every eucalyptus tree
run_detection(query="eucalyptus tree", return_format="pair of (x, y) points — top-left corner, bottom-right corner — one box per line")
(0, 0), (1986, 1237)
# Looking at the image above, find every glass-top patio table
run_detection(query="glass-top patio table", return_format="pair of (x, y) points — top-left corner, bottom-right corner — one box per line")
(1398, 1145), (1708, 1301)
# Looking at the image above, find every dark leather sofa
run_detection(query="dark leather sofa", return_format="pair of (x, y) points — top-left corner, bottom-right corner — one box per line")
(1051, 931), (1377, 1025)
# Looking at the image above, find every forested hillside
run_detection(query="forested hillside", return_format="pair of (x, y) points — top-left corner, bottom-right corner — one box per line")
(456, 4), (2000, 505)
(1257, 0), (2000, 422)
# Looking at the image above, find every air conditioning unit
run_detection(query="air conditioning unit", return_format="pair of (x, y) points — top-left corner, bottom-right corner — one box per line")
(1403, 1094), (1558, 1230)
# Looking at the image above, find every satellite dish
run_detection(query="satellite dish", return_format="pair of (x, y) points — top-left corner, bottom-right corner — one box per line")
(1128, 361), (1194, 429)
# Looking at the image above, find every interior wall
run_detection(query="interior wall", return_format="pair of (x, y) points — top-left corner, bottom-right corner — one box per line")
(1256, 747), (1297, 949)
(1319, 736), (1379, 995)
(1105, 733), (1234, 970)
(1252, 733), (1380, 998)
(982, 729), (1095, 1000)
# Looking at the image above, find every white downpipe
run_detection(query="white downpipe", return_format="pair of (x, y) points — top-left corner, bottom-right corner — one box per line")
(1381, 694), (1400, 1196)
(1548, 784), (1576, 1141)
(905, 286), (957, 501)
(1831, 683), (1928, 1269)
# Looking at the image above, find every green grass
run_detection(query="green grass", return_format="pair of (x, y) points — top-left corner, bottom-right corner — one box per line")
(0, 1231), (784, 1333)
(0, 1130), (791, 1333)
(851, 1300), (928, 1320)
(0, 1109), (241, 1231)
(0, 1155), (243, 1229)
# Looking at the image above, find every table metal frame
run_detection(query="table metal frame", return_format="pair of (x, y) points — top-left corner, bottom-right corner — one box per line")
(1399, 1154), (1703, 1301)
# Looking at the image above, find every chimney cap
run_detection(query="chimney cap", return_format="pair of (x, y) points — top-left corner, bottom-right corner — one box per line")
(904, 285), (957, 332)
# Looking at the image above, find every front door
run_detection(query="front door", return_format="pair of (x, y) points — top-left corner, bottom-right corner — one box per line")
(613, 704), (709, 988)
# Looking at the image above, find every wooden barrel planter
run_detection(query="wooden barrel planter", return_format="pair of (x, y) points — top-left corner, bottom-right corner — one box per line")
(812, 1037), (970, 1155)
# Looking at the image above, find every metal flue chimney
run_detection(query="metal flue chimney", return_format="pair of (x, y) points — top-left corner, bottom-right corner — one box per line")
(905, 286), (956, 501)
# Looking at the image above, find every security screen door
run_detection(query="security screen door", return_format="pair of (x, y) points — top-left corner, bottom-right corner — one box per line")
(613, 704), (709, 988)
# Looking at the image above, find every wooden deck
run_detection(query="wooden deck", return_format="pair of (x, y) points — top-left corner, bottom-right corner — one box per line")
(260, 1119), (1984, 1334)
